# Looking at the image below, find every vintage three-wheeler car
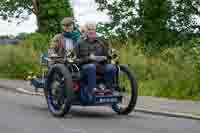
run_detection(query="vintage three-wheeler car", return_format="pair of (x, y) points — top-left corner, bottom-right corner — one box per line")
(28, 48), (138, 117)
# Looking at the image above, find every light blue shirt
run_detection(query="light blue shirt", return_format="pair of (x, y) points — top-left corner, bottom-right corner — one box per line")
(64, 38), (74, 50)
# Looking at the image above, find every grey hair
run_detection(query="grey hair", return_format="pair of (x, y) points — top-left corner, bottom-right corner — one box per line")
(84, 22), (97, 31)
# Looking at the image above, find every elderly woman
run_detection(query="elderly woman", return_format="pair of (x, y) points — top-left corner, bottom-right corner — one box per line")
(76, 23), (116, 95)
(48, 17), (81, 60)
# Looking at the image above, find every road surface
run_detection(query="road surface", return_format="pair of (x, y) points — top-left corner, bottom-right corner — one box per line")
(0, 88), (199, 133)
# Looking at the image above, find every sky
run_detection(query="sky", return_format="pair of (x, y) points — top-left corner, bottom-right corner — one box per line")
(0, 0), (110, 36)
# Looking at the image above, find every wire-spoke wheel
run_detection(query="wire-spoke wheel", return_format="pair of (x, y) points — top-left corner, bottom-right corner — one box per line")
(112, 65), (138, 115)
(45, 64), (72, 117)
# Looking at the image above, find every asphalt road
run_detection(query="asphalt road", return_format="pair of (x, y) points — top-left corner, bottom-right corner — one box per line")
(0, 88), (200, 133)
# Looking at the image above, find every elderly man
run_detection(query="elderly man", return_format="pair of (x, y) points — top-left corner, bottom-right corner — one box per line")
(48, 17), (81, 61)
(76, 23), (116, 95)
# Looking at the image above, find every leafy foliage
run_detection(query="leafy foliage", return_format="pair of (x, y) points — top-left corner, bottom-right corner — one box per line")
(0, 0), (73, 35)
(0, 45), (39, 79)
(0, 0), (32, 22)
(118, 43), (200, 100)
(96, 0), (141, 40)
(38, 0), (73, 35)
(96, 0), (200, 55)
(187, 38), (200, 72)
(20, 33), (49, 52)
(169, 0), (200, 34)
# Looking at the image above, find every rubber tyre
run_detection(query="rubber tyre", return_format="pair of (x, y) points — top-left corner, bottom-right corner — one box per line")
(112, 65), (138, 115)
(45, 64), (73, 117)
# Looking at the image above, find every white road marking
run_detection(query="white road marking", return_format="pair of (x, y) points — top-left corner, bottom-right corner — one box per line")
(16, 88), (44, 96)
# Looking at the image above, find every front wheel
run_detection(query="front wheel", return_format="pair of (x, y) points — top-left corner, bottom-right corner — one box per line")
(45, 64), (73, 117)
(112, 65), (138, 115)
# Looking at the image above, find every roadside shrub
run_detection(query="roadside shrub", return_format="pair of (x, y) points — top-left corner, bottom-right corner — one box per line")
(0, 45), (40, 79)
(118, 43), (200, 100)
(186, 38), (200, 72)
(21, 33), (49, 53)
(0, 33), (49, 79)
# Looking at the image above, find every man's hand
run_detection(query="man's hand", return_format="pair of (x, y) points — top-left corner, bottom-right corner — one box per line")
(89, 54), (107, 62)
(50, 53), (59, 58)
(48, 48), (59, 58)
(89, 53), (96, 60)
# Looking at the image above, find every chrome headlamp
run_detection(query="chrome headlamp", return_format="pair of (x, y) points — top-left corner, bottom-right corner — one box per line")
(109, 48), (120, 64)
(65, 49), (77, 63)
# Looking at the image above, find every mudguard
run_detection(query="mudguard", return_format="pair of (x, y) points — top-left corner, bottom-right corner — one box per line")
(47, 64), (71, 80)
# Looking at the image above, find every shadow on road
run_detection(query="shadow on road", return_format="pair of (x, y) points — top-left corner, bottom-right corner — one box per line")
(22, 102), (138, 120)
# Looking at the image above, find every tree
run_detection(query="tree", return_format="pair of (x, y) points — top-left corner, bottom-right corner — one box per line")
(143, 0), (173, 54)
(97, 0), (173, 54)
(0, 0), (73, 35)
(169, 0), (200, 34)
(96, 0), (200, 50)
(96, 0), (141, 40)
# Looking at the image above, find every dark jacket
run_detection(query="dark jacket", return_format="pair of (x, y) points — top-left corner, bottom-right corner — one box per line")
(75, 38), (110, 65)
